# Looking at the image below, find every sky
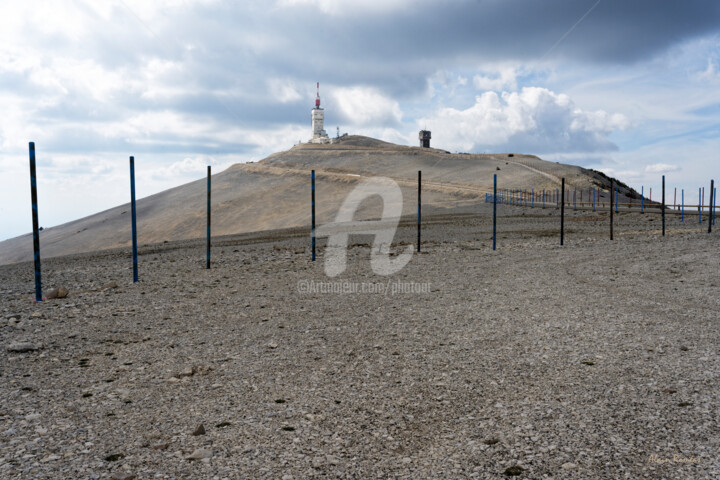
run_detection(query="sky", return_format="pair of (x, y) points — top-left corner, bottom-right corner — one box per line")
(1, 0), (720, 241)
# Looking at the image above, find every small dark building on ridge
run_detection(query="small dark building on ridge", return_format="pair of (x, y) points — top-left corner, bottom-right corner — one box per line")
(419, 130), (431, 148)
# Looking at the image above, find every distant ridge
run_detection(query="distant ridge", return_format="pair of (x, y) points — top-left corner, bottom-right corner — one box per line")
(0, 136), (638, 264)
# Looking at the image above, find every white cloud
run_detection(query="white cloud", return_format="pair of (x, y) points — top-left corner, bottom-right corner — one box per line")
(644, 163), (680, 174)
(276, 0), (414, 15)
(596, 168), (644, 183)
(427, 70), (471, 99)
(697, 57), (720, 82)
(267, 78), (302, 103)
(473, 66), (519, 92)
(165, 156), (215, 177)
(332, 87), (403, 126)
(419, 87), (630, 154)
(240, 124), (310, 152)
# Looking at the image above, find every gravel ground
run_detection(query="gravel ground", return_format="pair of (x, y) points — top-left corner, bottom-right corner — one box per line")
(0, 203), (718, 479)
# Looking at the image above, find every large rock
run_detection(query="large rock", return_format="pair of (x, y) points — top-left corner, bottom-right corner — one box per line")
(45, 287), (69, 299)
(186, 448), (212, 460)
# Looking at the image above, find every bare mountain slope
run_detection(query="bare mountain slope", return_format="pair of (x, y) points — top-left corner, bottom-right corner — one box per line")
(0, 136), (635, 264)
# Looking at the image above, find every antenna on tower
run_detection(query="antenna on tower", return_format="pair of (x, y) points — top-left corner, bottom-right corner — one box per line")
(315, 82), (321, 109)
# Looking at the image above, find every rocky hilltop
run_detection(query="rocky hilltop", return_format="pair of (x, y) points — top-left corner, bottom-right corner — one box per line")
(0, 136), (636, 264)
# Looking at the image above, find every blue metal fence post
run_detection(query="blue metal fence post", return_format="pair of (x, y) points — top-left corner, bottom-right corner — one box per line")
(311, 170), (316, 261)
(615, 187), (619, 213)
(129, 156), (138, 283)
(28, 142), (42, 302)
(610, 182), (614, 240)
(713, 187), (717, 226)
(417, 170), (421, 252)
(641, 186), (644, 213)
(206, 165), (211, 269)
(493, 174), (497, 251)
(560, 178), (565, 245)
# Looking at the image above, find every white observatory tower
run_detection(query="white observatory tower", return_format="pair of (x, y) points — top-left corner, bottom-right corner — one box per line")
(310, 82), (330, 144)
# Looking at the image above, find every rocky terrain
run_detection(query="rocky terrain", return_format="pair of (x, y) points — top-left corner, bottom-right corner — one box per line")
(0, 201), (717, 479)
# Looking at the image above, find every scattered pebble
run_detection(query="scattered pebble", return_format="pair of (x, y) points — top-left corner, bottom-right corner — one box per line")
(110, 473), (136, 480)
(186, 448), (213, 460)
(6, 342), (40, 353)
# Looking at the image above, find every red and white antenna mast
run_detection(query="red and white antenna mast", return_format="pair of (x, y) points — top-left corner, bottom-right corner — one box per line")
(315, 82), (321, 108)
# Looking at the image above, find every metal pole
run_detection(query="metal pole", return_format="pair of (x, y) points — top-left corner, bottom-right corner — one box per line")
(641, 186), (644, 213)
(206, 165), (211, 269)
(493, 174), (497, 251)
(560, 178), (565, 246)
(709, 180), (715, 233)
(417, 170), (421, 252)
(615, 187), (619, 213)
(592, 187), (596, 212)
(714, 187), (717, 226)
(130, 156), (138, 283)
(311, 170), (316, 261)
(531, 188), (534, 208)
(28, 142), (42, 302)
(699, 187), (702, 224)
(610, 182), (614, 240)
(681, 189), (684, 222)
(662, 175), (665, 236)
(573, 187), (576, 211)
(674, 187), (677, 211)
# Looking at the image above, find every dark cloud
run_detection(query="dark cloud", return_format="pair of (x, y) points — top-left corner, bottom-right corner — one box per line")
(138, 0), (720, 100)
(4, 0), (719, 160)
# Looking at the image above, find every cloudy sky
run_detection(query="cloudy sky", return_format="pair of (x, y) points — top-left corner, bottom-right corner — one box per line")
(2, 0), (720, 240)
